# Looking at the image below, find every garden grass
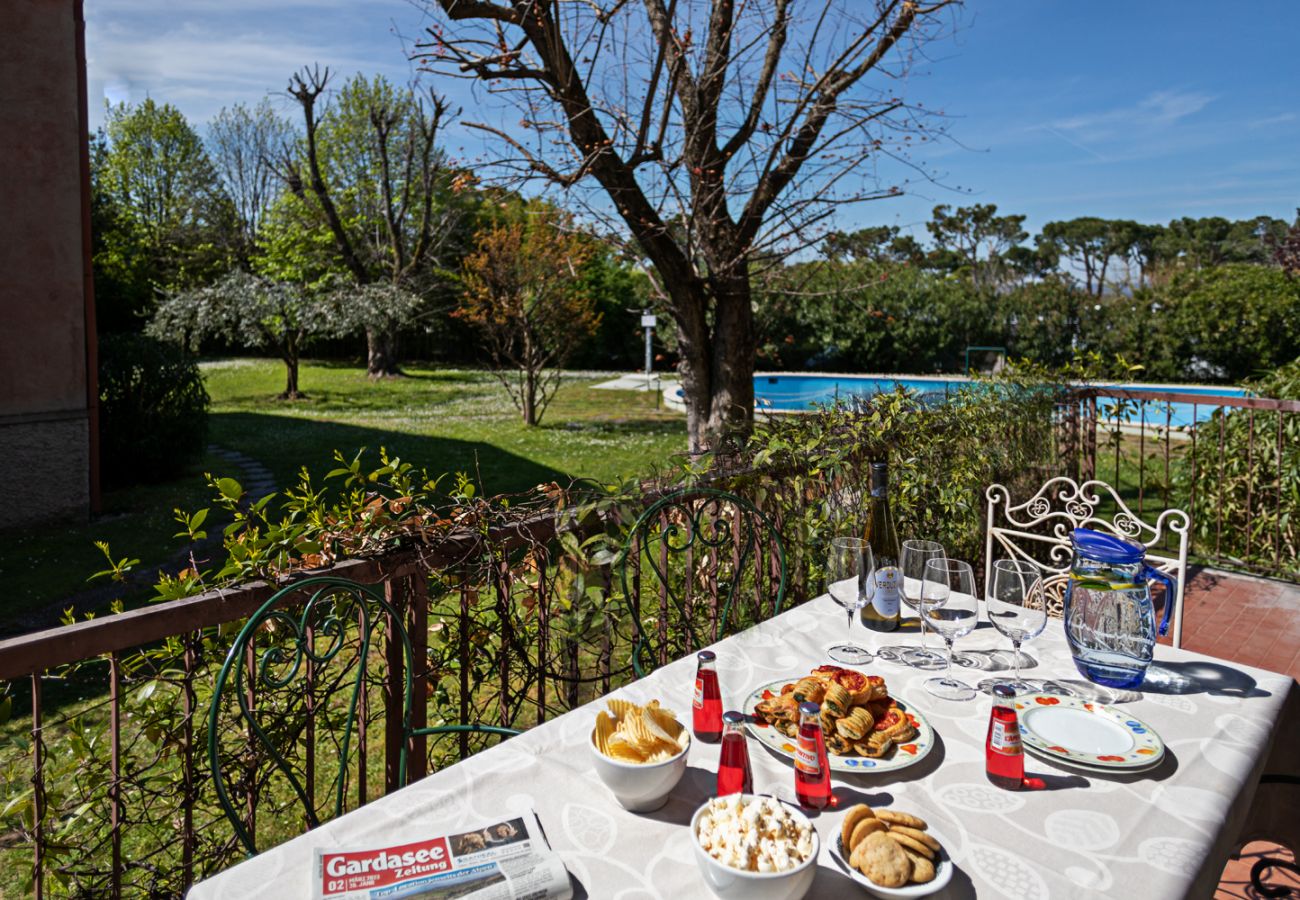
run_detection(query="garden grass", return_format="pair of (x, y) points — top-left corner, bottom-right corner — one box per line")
(0, 361), (685, 633)
(202, 359), (687, 495)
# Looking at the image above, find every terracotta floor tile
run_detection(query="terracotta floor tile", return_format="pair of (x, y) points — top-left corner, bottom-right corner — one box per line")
(1217, 841), (1299, 899)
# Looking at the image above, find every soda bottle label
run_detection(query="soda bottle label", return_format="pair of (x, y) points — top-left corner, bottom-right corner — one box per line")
(989, 718), (1022, 755)
(693, 678), (704, 709)
(872, 566), (902, 617)
(794, 733), (821, 775)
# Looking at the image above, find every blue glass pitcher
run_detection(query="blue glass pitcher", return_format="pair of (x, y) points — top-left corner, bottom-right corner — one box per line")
(1062, 528), (1177, 689)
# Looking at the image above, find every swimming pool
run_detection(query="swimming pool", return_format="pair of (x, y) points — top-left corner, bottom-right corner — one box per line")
(750, 373), (1248, 429)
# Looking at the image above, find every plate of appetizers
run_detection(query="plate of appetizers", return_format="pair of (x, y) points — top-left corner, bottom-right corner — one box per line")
(743, 665), (935, 774)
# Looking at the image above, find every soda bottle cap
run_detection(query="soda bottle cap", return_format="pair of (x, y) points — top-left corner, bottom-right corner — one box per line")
(697, 650), (716, 662)
(722, 710), (745, 725)
(798, 701), (821, 717)
(992, 684), (1016, 700)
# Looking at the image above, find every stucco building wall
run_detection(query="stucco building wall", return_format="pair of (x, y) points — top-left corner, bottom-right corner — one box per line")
(0, 0), (95, 527)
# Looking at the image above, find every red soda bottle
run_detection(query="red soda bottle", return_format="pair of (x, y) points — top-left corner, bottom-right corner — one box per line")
(986, 684), (1025, 790)
(717, 711), (753, 796)
(794, 701), (834, 809)
(693, 650), (723, 743)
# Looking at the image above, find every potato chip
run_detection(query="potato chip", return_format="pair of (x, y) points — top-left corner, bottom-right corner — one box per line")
(595, 697), (686, 764)
(594, 711), (615, 755)
(608, 742), (647, 763)
(642, 712), (681, 743)
(606, 698), (639, 723)
(645, 705), (683, 738)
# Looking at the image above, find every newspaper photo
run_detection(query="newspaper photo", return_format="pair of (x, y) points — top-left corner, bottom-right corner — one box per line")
(314, 811), (572, 900)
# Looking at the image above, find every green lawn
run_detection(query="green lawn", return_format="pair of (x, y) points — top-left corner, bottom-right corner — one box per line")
(0, 361), (684, 631)
(203, 359), (686, 493)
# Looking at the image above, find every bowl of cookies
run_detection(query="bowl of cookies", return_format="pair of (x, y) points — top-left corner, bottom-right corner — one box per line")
(589, 698), (690, 812)
(833, 804), (952, 897)
(691, 794), (819, 900)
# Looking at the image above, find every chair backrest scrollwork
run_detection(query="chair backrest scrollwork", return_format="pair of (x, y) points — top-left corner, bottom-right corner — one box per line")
(618, 488), (787, 678)
(984, 477), (1191, 647)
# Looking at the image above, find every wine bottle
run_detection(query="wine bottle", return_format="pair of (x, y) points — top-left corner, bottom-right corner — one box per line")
(861, 461), (902, 632)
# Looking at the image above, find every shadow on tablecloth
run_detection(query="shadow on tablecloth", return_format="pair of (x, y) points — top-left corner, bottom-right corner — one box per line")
(1143, 660), (1272, 698)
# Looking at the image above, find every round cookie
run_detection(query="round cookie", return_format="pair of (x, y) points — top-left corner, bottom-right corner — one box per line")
(849, 816), (888, 851)
(891, 824), (941, 853)
(851, 830), (913, 888)
(886, 830), (935, 859)
(905, 849), (937, 884)
(839, 804), (876, 851)
(877, 809), (928, 830)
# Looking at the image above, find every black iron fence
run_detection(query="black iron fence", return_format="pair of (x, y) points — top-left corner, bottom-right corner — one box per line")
(1060, 387), (1300, 579)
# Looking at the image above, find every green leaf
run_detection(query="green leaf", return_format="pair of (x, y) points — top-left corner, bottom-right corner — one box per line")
(216, 477), (244, 501)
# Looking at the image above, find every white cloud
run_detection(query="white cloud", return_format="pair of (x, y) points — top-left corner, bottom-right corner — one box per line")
(1051, 89), (1215, 136)
(84, 0), (434, 128)
(1248, 112), (1297, 129)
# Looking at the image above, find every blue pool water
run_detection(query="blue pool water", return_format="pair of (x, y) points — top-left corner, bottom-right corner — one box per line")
(752, 374), (1248, 428)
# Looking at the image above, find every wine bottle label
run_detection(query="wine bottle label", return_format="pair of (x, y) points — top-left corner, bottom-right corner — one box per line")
(693, 679), (704, 709)
(794, 733), (821, 774)
(872, 566), (902, 617)
(989, 719), (1023, 755)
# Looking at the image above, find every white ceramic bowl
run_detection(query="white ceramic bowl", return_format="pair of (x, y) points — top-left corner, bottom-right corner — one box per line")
(690, 796), (820, 900)
(588, 727), (689, 812)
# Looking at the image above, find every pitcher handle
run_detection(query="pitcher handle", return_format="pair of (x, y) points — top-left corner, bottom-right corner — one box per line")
(1142, 565), (1178, 638)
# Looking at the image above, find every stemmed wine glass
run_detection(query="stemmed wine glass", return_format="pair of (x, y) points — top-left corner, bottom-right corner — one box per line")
(921, 559), (979, 701)
(901, 539), (946, 667)
(988, 559), (1048, 693)
(826, 537), (876, 665)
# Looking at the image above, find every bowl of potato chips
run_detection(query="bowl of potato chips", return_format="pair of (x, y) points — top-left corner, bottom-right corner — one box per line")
(589, 698), (690, 811)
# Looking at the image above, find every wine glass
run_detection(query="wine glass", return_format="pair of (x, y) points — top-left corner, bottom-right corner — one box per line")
(921, 559), (979, 701)
(825, 537), (876, 665)
(988, 559), (1048, 693)
(900, 539), (946, 666)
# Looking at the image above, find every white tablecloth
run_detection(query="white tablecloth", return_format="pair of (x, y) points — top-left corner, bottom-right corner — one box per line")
(190, 595), (1297, 899)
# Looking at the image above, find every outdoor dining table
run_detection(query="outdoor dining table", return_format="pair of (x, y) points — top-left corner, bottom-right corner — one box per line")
(189, 593), (1298, 899)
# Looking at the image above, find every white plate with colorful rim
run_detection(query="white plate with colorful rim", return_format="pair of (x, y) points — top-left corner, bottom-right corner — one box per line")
(1015, 693), (1164, 771)
(831, 828), (953, 897)
(741, 678), (935, 774)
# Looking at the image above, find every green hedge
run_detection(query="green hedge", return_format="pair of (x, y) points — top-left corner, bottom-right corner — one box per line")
(98, 333), (209, 487)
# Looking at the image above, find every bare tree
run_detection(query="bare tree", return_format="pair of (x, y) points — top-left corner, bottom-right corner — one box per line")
(419, 0), (959, 450)
(275, 66), (462, 377)
(208, 99), (296, 258)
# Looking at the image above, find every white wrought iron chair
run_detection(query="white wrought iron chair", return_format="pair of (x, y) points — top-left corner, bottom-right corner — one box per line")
(984, 477), (1192, 647)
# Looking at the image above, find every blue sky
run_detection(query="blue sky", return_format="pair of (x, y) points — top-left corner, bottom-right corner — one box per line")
(86, 1), (1300, 238)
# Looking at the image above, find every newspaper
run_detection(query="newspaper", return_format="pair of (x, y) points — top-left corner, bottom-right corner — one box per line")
(314, 811), (572, 900)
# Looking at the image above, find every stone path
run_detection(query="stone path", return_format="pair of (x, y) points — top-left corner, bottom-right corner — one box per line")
(2, 446), (278, 635)
(208, 445), (277, 503)
(591, 373), (667, 392)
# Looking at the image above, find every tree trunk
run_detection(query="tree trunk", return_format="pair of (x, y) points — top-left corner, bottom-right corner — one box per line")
(673, 274), (756, 454)
(522, 326), (540, 425)
(703, 276), (756, 446)
(523, 368), (537, 425)
(366, 327), (402, 378)
(280, 355), (303, 400)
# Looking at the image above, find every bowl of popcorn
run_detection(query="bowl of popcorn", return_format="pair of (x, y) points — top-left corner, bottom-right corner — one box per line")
(589, 698), (690, 812)
(691, 794), (819, 900)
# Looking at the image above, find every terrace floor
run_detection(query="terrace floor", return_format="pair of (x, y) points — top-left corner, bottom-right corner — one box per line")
(1177, 568), (1300, 898)
(1174, 567), (1300, 681)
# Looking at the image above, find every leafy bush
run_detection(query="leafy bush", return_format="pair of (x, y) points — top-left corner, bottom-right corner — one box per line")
(1182, 357), (1300, 575)
(708, 375), (1063, 594)
(98, 333), (209, 486)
